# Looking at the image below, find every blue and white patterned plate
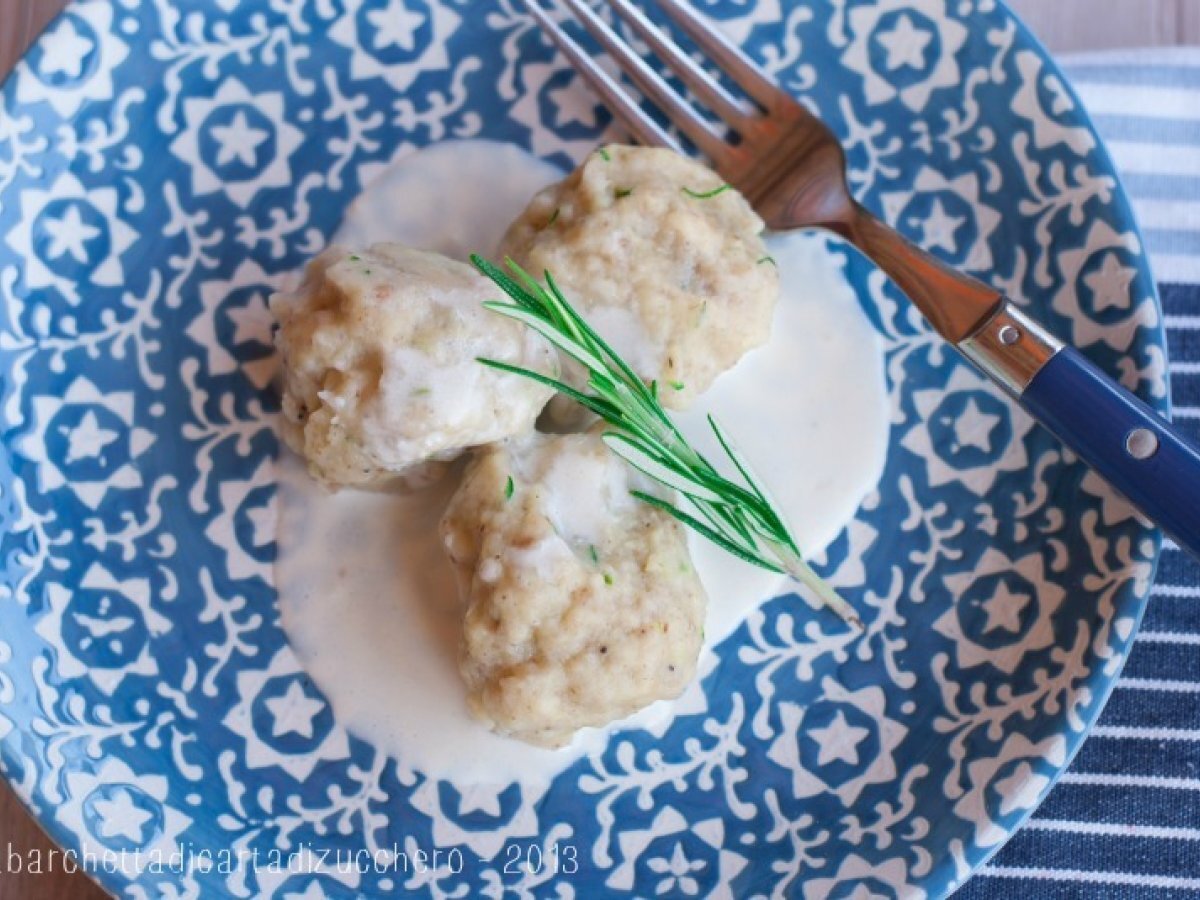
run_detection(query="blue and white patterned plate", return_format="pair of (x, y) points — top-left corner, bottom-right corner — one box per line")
(0, 1), (1168, 897)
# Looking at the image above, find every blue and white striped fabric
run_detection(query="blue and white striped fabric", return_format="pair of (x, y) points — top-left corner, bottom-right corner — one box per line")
(961, 47), (1200, 899)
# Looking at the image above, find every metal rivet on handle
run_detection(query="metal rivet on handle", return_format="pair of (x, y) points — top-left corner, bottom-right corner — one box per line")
(1125, 428), (1159, 460)
(997, 325), (1020, 345)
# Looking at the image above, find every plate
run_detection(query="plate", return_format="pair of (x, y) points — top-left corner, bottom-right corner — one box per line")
(0, 1), (1166, 896)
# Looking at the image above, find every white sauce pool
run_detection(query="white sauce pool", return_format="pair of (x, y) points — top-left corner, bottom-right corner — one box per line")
(277, 139), (889, 789)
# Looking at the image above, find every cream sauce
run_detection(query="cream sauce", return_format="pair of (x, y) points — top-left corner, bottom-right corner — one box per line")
(277, 139), (889, 788)
(676, 231), (890, 641)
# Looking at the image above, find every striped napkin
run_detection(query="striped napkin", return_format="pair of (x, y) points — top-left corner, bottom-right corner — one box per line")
(961, 48), (1200, 898)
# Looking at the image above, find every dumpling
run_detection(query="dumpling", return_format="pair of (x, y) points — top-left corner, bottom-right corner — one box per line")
(440, 428), (707, 748)
(500, 144), (778, 409)
(271, 244), (555, 487)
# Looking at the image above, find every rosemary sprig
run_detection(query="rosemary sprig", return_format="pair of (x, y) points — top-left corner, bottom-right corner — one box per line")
(471, 255), (862, 631)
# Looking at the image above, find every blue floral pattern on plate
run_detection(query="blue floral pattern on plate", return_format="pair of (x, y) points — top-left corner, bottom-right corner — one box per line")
(0, 0), (1167, 896)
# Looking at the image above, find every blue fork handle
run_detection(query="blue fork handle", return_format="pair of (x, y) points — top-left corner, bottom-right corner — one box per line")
(851, 205), (1200, 553)
(1019, 345), (1200, 557)
(959, 299), (1200, 559)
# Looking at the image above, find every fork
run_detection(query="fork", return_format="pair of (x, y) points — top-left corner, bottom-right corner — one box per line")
(523, 0), (1200, 560)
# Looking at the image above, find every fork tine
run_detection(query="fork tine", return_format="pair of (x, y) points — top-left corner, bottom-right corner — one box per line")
(559, 0), (733, 163)
(522, 0), (680, 151)
(653, 0), (790, 112)
(606, 0), (752, 128)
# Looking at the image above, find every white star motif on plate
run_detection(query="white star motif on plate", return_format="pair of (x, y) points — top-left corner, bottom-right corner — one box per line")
(807, 710), (870, 767)
(72, 610), (136, 642)
(648, 842), (702, 877)
(875, 13), (933, 71)
(15, 5), (128, 119)
(455, 785), (503, 817)
(208, 110), (270, 168)
(1083, 252), (1136, 313)
(42, 204), (102, 263)
(949, 397), (1001, 453)
(367, 0), (425, 52)
(227, 298), (271, 347)
(61, 410), (120, 464)
(92, 789), (153, 843)
(979, 580), (1029, 634)
(265, 680), (325, 739)
(917, 198), (966, 253)
(245, 504), (275, 548)
(548, 82), (600, 129)
(993, 761), (1051, 816)
(39, 19), (93, 79)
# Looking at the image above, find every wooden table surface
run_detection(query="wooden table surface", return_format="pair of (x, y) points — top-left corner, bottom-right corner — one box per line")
(0, 1), (1195, 899)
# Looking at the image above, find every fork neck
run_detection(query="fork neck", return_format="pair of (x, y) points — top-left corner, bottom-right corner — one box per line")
(844, 206), (1003, 344)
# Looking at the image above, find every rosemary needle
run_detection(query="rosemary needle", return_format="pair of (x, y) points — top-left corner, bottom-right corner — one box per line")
(682, 183), (732, 199)
(471, 255), (862, 632)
